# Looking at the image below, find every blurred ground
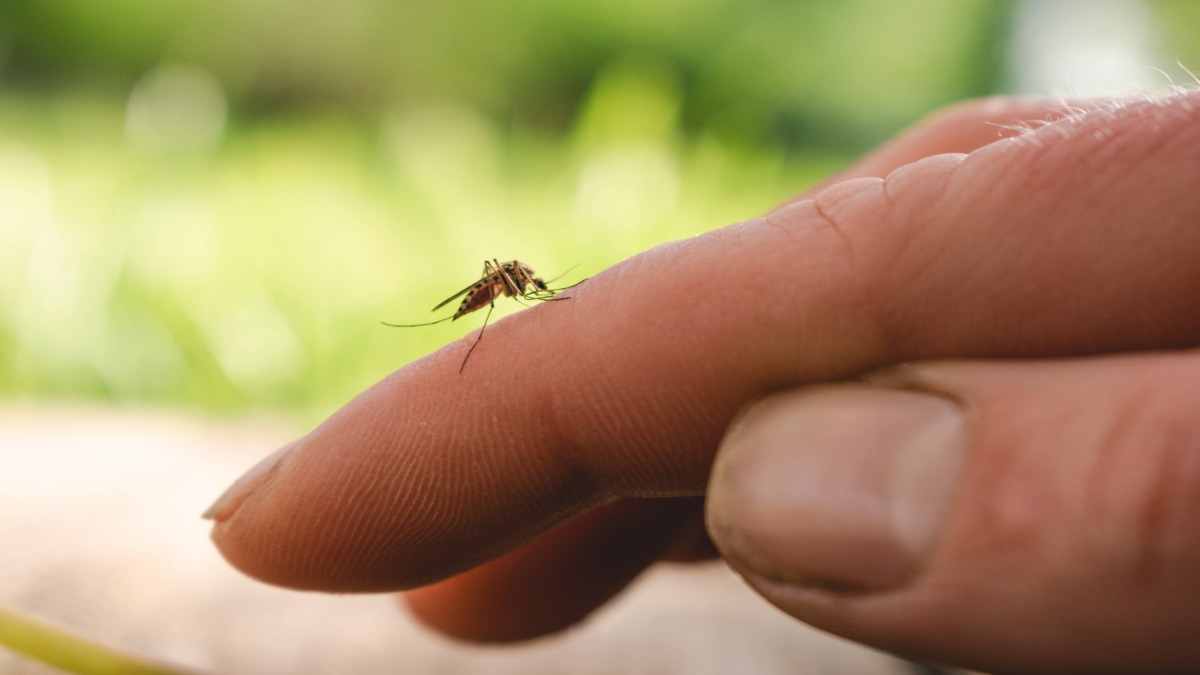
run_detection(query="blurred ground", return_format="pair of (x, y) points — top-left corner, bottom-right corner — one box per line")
(0, 405), (931, 674)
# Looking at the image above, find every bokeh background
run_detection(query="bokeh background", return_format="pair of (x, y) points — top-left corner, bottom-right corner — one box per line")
(0, 0), (1197, 673)
(3, 0), (1193, 421)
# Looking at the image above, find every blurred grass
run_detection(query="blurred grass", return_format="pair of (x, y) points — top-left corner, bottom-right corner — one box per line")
(0, 61), (847, 423)
(0, 605), (199, 675)
(0, 0), (1009, 146)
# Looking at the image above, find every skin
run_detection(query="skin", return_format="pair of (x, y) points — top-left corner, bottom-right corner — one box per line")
(207, 91), (1200, 674)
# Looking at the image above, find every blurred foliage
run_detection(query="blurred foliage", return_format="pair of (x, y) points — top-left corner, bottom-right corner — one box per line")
(1, 0), (1010, 147)
(1146, 0), (1200, 74)
(0, 74), (842, 421)
(1, 0), (1193, 421)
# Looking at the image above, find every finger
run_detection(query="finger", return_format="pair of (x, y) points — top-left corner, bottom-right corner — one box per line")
(387, 96), (1063, 637)
(402, 501), (713, 643)
(707, 349), (1200, 674)
(389, 97), (1061, 637)
(403, 497), (703, 642)
(208, 91), (1200, 594)
(791, 96), (1077, 199)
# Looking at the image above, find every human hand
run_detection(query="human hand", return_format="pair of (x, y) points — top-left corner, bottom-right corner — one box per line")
(206, 91), (1200, 674)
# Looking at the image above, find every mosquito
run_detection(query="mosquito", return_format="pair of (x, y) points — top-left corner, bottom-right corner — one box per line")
(383, 259), (583, 373)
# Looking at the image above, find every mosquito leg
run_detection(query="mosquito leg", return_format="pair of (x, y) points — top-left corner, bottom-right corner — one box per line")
(524, 288), (571, 302)
(382, 316), (456, 328)
(496, 259), (520, 297)
(481, 260), (501, 291)
(459, 300), (496, 374)
(508, 260), (533, 296)
(550, 277), (588, 292)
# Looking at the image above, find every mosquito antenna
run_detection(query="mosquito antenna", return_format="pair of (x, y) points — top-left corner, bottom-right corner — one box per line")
(381, 316), (455, 328)
(459, 301), (496, 373)
(542, 264), (581, 288)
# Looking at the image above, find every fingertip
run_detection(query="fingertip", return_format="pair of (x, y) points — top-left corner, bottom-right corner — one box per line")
(202, 442), (294, 521)
(206, 359), (607, 592)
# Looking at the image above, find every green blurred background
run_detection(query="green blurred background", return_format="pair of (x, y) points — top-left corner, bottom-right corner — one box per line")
(1, 0), (1195, 423)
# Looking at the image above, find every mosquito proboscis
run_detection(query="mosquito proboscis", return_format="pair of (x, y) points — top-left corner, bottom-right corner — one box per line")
(383, 259), (583, 373)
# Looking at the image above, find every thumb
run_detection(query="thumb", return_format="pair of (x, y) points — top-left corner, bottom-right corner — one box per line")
(706, 351), (1200, 675)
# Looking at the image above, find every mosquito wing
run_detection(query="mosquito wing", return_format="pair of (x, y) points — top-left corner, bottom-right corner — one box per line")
(431, 279), (485, 312)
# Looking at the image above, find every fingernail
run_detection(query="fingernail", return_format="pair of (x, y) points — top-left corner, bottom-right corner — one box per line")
(708, 386), (967, 592)
(202, 442), (294, 521)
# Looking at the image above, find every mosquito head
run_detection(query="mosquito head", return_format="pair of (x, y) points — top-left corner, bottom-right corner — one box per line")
(533, 277), (549, 291)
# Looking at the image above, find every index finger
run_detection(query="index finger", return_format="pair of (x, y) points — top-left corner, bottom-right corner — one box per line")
(208, 93), (1200, 591)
